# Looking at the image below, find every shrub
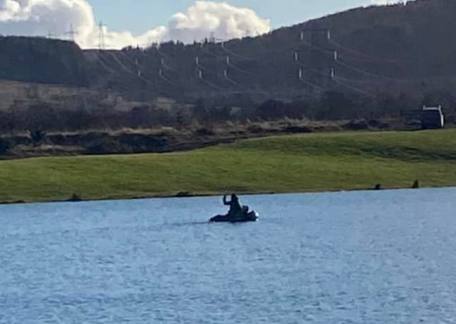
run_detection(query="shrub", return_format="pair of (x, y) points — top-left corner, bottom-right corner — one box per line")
(29, 129), (46, 145)
(0, 138), (10, 154)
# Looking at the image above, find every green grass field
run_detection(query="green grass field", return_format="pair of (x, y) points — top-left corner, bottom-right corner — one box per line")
(1, 129), (456, 203)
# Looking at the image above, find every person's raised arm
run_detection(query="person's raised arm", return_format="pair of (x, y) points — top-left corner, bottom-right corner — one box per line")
(223, 195), (230, 205)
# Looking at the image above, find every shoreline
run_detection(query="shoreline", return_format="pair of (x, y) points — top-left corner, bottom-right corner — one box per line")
(1, 184), (454, 206)
(0, 129), (455, 206)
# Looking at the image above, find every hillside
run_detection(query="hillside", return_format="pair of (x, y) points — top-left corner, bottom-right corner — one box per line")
(0, 129), (455, 204)
(0, 0), (456, 122)
(0, 37), (88, 86)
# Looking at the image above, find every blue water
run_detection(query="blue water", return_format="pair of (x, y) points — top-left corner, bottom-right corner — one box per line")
(0, 188), (456, 323)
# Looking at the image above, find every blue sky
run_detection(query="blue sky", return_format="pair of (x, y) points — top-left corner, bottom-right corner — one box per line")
(89, 0), (373, 34)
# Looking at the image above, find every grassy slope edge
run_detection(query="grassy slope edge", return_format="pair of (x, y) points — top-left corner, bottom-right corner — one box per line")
(0, 130), (455, 203)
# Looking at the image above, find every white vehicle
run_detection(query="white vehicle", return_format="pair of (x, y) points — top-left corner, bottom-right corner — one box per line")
(422, 105), (445, 129)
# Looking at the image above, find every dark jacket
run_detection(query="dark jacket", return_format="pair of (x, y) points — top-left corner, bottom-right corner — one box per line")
(223, 194), (242, 217)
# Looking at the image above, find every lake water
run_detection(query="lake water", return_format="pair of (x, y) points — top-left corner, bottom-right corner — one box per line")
(0, 188), (455, 323)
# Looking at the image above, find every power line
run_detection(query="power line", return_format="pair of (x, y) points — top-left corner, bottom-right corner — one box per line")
(297, 68), (326, 92)
(197, 43), (240, 88)
(294, 29), (336, 94)
(137, 49), (175, 83)
(193, 53), (225, 90)
(108, 52), (139, 76)
(225, 55), (255, 76)
(332, 76), (374, 97)
(223, 69), (238, 85)
(296, 30), (408, 84)
(221, 42), (254, 61)
(156, 46), (173, 61)
(160, 57), (178, 73)
(335, 59), (400, 81)
(109, 51), (159, 86)
(135, 48), (180, 86)
(117, 51), (144, 76)
(158, 68), (177, 86)
(298, 38), (335, 57)
(195, 56), (210, 72)
(329, 38), (405, 64)
(92, 51), (119, 75)
(196, 69), (224, 91)
(300, 28), (331, 42)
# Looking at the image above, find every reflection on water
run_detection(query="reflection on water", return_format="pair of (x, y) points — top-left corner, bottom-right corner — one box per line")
(0, 188), (455, 323)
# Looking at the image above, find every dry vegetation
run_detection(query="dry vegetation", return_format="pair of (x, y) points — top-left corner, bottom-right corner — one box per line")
(0, 117), (407, 158)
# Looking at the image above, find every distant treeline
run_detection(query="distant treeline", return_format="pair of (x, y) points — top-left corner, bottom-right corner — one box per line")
(0, 90), (454, 133)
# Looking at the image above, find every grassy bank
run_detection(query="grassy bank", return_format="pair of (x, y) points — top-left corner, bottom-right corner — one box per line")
(0, 129), (455, 203)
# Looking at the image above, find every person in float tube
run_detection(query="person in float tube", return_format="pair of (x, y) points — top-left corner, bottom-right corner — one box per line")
(223, 194), (242, 218)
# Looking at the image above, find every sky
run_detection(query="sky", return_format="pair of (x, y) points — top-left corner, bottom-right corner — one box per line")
(89, 0), (382, 34)
(0, 0), (400, 49)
